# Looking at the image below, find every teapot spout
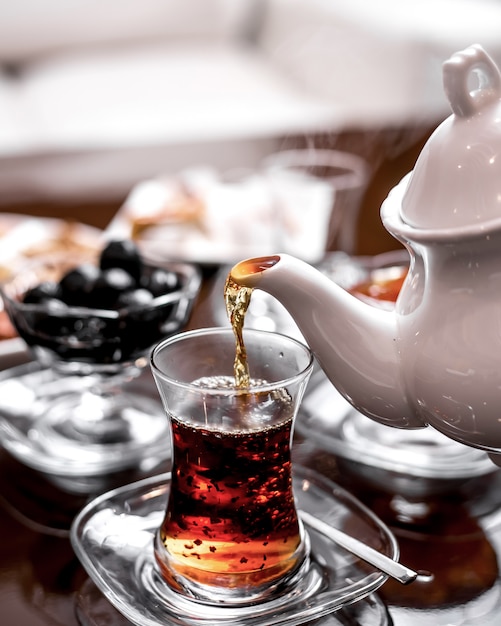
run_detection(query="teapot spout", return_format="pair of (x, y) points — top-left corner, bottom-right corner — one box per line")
(231, 254), (424, 429)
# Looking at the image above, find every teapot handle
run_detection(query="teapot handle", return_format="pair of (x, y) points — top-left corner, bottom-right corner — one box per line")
(443, 44), (501, 117)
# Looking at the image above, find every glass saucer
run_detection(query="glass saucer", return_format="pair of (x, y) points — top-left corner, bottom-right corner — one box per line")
(0, 361), (170, 489)
(296, 376), (497, 497)
(75, 578), (392, 626)
(70, 466), (398, 626)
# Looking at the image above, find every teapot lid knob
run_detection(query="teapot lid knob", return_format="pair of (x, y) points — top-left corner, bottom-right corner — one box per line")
(443, 44), (501, 117)
(400, 44), (501, 232)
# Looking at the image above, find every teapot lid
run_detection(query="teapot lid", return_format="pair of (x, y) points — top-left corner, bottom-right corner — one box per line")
(400, 44), (501, 231)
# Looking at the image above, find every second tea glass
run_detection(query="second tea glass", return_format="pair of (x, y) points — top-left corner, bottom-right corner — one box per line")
(262, 149), (369, 259)
(150, 327), (314, 606)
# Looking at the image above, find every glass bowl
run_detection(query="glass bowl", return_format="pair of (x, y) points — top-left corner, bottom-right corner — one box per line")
(0, 245), (201, 478)
(1, 251), (200, 374)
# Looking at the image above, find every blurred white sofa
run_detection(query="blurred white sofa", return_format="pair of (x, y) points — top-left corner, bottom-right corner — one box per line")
(0, 0), (500, 206)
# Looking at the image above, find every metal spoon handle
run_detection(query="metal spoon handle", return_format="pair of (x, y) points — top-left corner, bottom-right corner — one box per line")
(300, 509), (418, 585)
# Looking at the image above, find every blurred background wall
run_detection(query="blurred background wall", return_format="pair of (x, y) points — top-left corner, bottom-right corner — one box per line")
(0, 0), (499, 254)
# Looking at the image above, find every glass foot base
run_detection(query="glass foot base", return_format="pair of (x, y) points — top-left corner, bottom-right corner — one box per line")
(140, 546), (320, 619)
(33, 389), (168, 463)
(76, 577), (391, 626)
(0, 362), (170, 485)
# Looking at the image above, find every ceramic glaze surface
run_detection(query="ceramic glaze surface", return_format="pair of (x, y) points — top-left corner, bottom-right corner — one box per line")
(401, 44), (501, 231)
(230, 45), (501, 459)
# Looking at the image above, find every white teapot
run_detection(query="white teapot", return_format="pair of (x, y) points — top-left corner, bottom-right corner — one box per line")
(231, 45), (501, 463)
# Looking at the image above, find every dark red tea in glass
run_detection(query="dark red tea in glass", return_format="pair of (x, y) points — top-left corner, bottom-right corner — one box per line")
(150, 328), (313, 605)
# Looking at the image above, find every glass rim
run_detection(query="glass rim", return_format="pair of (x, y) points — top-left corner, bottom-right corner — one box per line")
(261, 148), (369, 190)
(150, 326), (314, 394)
(0, 257), (201, 317)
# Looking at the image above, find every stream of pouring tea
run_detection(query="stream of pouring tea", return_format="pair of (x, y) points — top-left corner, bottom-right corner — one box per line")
(224, 274), (253, 387)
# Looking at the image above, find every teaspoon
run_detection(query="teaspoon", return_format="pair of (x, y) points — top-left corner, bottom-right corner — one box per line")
(300, 509), (419, 585)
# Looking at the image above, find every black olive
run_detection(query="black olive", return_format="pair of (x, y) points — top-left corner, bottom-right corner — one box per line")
(143, 268), (181, 296)
(23, 280), (62, 304)
(59, 264), (100, 306)
(99, 239), (143, 283)
(43, 298), (68, 313)
(91, 268), (136, 308)
(116, 288), (155, 309)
